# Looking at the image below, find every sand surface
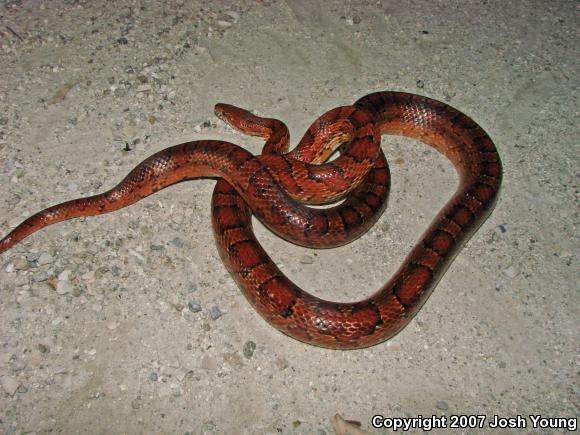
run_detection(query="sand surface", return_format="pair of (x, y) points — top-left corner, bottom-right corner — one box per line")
(0, 1), (577, 434)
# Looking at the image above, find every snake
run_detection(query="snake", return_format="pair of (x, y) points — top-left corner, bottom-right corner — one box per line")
(0, 92), (502, 349)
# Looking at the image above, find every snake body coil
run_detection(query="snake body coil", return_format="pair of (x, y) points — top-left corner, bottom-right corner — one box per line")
(0, 92), (502, 349)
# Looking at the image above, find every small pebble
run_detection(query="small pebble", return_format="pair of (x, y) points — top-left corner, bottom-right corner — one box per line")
(136, 84), (152, 93)
(37, 343), (50, 353)
(223, 352), (244, 367)
(243, 341), (257, 359)
(201, 421), (216, 432)
(149, 372), (159, 382)
(201, 355), (217, 370)
(275, 356), (289, 370)
(188, 301), (202, 312)
(171, 384), (181, 397)
(14, 258), (29, 270)
(37, 252), (54, 265)
(299, 255), (314, 264)
(32, 271), (49, 282)
(503, 265), (520, 279)
(53, 366), (67, 375)
(209, 306), (223, 320)
(0, 376), (21, 396)
(51, 316), (63, 326)
(169, 237), (183, 248)
(26, 252), (41, 262)
(436, 400), (449, 411)
(58, 269), (72, 281)
(150, 244), (164, 251)
(225, 11), (240, 22)
(72, 285), (82, 297)
(175, 368), (193, 382)
(56, 280), (73, 295)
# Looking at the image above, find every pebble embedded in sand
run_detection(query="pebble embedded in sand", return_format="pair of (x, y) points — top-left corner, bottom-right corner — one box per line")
(1, 376), (21, 396)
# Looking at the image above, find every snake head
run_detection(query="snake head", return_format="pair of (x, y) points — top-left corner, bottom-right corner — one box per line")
(214, 103), (253, 131)
(214, 103), (273, 139)
(214, 103), (235, 123)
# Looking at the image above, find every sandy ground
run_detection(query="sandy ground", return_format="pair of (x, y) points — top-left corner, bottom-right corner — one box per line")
(0, 0), (577, 434)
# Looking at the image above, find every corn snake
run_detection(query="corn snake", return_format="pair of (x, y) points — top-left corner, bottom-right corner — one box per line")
(0, 91), (502, 349)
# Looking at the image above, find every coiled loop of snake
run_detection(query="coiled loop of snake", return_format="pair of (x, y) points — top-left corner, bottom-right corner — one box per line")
(0, 92), (501, 349)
